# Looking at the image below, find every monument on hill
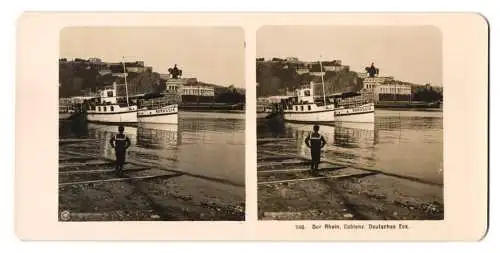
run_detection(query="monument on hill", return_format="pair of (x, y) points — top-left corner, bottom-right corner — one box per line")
(168, 64), (183, 79)
(365, 62), (379, 77)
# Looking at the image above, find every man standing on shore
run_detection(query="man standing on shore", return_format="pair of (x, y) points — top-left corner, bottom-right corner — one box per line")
(305, 124), (327, 174)
(110, 125), (131, 177)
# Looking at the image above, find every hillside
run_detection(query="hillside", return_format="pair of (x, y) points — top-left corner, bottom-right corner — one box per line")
(59, 61), (244, 104)
(256, 61), (363, 97)
(59, 61), (165, 97)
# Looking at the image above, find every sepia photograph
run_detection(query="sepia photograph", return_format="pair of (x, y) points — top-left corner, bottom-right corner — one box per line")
(256, 26), (444, 220)
(58, 27), (246, 221)
(15, 12), (487, 241)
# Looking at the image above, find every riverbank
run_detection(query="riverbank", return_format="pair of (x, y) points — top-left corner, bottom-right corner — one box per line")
(59, 138), (245, 221)
(179, 102), (244, 111)
(180, 109), (245, 114)
(375, 101), (441, 110)
(257, 141), (443, 220)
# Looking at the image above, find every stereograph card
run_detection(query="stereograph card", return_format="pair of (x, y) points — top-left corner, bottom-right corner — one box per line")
(15, 12), (488, 241)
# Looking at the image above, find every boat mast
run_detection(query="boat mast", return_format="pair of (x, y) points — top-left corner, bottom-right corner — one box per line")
(319, 55), (327, 105)
(121, 56), (130, 107)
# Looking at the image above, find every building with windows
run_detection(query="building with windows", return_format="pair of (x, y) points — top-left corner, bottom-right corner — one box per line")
(374, 82), (412, 102)
(323, 65), (348, 72)
(163, 78), (198, 93)
(359, 63), (412, 102)
(107, 61), (148, 74)
(181, 86), (215, 97)
(180, 84), (216, 103)
(362, 76), (411, 102)
(362, 76), (394, 89)
(124, 62), (146, 73)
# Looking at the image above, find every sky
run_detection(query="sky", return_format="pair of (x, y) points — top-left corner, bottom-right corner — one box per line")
(257, 26), (442, 86)
(60, 27), (245, 88)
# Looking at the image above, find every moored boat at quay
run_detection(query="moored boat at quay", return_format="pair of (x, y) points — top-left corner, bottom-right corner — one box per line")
(332, 92), (375, 123)
(280, 58), (336, 123)
(281, 94), (336, 123)
(275, 57), (375, 124)
(85, 58), (138, 125)
(137, 93), (179, 124)
(85, 83), (138, 124)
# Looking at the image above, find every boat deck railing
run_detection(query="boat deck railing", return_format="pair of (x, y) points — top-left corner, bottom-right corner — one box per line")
(139, 96), (179, 110)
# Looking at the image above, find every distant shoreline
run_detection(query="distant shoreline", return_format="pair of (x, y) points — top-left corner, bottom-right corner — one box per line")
(375, 107), (443, 112)
(179, 109), (245, 114)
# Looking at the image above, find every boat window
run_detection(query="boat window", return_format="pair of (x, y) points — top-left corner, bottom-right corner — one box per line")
(107, 91), (113, 97)
(295, 106), (298, 111)
(98, 107), (101, 112)
(300, 105), (304, 111)
(304, 90), (311, 96)
(110, 106), (114, 111)
(308, 105), (311, 111)
(103, 106), (107, 112)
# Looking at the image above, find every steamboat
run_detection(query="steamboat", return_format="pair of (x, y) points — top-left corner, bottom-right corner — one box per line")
(278, 58), (375, 123)
(137, 93), (179, 124)
(332, 92), (375, 123)
(280, 82), (335, 123)
(136, 64), (181, 124)
(85, 58), (138, 124)
(85, 83), (138, 124)
(280, 58), (334, 123)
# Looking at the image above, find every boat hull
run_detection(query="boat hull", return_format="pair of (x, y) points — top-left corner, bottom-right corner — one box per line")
(283, 108), (335, 123)
(334, 103), (375, 123)
(87, 110), (138, 124)
(138, 112), (178, 124)
(138, 104), (179, 124)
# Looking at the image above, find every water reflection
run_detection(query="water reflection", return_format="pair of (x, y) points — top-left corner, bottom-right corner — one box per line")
(176, 117), (245, 184)
(257, 109), (443, 184)
(285, 122), (376, 169)
(87, 123), (138, 162)
(59, 118), (89, 138)
(62, 114), (245, 185)
(137, 123), (181, 148)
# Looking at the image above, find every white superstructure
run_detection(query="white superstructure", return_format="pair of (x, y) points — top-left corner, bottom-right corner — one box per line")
(282, 78), (335, 123)
(86, 84), (138, 124)
(138, 102), (179, 124)
(86, 58), (138, 124)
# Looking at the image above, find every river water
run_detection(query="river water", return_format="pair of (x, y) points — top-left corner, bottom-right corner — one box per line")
(59, 111), (246, 186)
(257, 109), (443, 185)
